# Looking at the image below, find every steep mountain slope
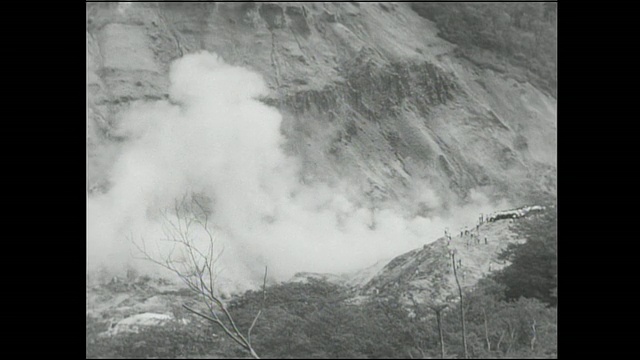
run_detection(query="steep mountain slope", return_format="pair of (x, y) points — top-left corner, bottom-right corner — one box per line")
(86, 2), (556, 207)
(359, 209), (534, 305)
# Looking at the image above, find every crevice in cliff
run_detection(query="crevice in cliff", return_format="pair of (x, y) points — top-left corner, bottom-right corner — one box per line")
(394, 151), (412, 177)
(157, 11), (184, 59)
(171, 30), (184, 58)
(269, 30), (282, 103)
(290, 29), (309, 64)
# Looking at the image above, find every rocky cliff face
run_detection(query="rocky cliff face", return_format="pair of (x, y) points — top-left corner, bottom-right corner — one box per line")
(87, 1), (556, 208)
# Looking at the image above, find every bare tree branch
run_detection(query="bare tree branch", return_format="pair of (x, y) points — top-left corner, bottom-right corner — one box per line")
(530, 319), (537, 351)
(483, 307), (491, 352)
(451, 251), (468, 359)
(496, 329), (506, 352)
(132, 193), (266, 359)
(248, 267), (268, 346)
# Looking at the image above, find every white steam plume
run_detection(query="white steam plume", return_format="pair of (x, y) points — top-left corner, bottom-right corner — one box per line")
(87, 51), (508, 289)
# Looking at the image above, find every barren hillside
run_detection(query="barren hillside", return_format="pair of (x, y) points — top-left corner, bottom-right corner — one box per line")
(87, 2), (556, 207)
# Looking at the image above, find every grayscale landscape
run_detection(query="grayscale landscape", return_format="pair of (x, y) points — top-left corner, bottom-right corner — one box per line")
(86, 2), (557, 358)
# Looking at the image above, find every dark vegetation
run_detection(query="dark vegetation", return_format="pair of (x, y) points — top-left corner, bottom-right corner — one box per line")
(86, 315), (230, 359)
(496, 208), (558, 306)
(226, 279), (556, 358)
(410, 2), (557, 98)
